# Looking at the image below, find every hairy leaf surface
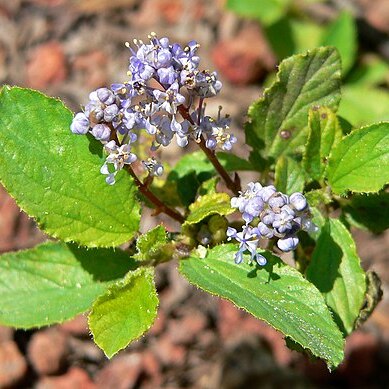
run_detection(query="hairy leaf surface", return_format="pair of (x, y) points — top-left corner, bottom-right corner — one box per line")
(180, 244), (344, 369)
(0, 87), (140, 247)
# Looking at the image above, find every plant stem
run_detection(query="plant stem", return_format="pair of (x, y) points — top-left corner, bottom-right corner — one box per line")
(198, 135), (241, 195)
(125, 165), (185, 224)
(177, 104), (241, 196)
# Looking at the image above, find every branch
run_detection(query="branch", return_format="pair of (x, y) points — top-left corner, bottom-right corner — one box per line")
(126, 165), (185, 224)
(178, 104), (241, 196)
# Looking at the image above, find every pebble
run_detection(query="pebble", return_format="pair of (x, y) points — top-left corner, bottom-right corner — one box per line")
(36, 366), (96, 389)
(26, 41), (67, 89)
(95, 353), (143, 389)
(0, 341), (27, 387)
(27, 328), (69, 375)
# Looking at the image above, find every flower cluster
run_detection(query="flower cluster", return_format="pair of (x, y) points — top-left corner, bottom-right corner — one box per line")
(227, 182), (317, 266)
(70, 33), (236, 184)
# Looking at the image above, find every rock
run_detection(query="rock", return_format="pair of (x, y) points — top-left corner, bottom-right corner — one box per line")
(72, 50), (108, 90)
(212, 23), (275, 85)
(27, 328), (69, 375)
(362, 0), (389, 34)
(151, 334), (186, 367)
(141, 350), (162, 388)
(167, 311), (208, 345)
(69, 0), (137, 13)
(157, 0), (183, 24)
(0, 326), (14, 343)
(68, 338), (105, 364)
(0, 186), (22, 252)
(217, 298), (241, 340)
(0, 341), (27, 387)
(59, 315), (89, 337)
(241, 315), (294, 366)
(36, 367), (96, 389)
(338, 330), (379, 385)
(95, 353), (143, 389)
(27, 0), (66, 6)
(26, 41), (67, 89)
(148, 309), (166, 337)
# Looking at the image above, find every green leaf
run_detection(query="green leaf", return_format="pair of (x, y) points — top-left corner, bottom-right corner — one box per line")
(216, 152), (254, 172)
(166, 151), (252, 206)
(303, 107), (343, 182)
(197, 177), (219, 196)
(0, 242), (136, 328)
(265, 18), (324, 60)
(305, 189), (333, 208)
(343, 192), (389, 233)
(321, 12), (357, 74)
(339, 86), (389, 125)
(226, 0), (291, 26)
(179, 244), (344, 369)
(327, 123), (389, 194)
(185, 193), (234, 226)
(306, 219), (366, 335)
(134, 225), (171, 262)
(0, 87), (140, 247)
(355, 271), (383, 329)
(246, 47), (341, 162)
(168, 151), (253, 180)
(89, 267), (158, 358)
(274, 156), (305, 194)
(289, 19), (324, 54)
(347, 55), (389, 87)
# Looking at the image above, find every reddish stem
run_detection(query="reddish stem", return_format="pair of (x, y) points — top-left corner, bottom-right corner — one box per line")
(126, 165), (185, 224)
(178, 104), (241, 196)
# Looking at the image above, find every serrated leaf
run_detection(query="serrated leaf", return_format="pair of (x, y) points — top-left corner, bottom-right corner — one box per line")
(89, 267), (158, 358)
(274, 156), (305, 194)
(197, 177), (219, 196)
(306, 219), (366, 335)
(343, 192), (389, 233)
(246, 47), (341, 162)
(179, 244), (344, 369)
(303, 107), (343, 182)
(0, 87), (140, 247)
(134, 225), (170, 262)
(136, 225), (167, 255)
(0, 242), (136, 328)
(321, 12), (357, 74)
(185, 193), (234, 226)
(226, 0), (290, 26)
(339, 86), (389, 125)
(327, 123), (389, 194)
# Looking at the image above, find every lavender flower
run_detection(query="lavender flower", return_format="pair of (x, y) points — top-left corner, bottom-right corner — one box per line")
(100, 141), (137, 185)
(70, 112), (89, 135)
(70, 33), (236, 184)
(229, 182), (317, 261)
(227, 226), (267, 266)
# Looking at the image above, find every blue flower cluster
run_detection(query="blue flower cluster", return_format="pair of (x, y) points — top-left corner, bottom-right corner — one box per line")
(227, 182), (317, 266)
(70, 33), (236, 184)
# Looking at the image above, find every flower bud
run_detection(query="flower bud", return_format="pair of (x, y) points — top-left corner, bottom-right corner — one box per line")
(96, 87), (116, 105)
(70, 112), (90, 135)
(277, 236), (299, 252)
(91, 124), (111, 141)
(290, 192), (308, 211)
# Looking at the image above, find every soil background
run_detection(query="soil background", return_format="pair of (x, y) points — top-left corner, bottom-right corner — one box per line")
(0, 1), (389, 388)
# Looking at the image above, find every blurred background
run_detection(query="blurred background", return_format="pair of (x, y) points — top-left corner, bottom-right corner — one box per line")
(0, 0), (389, 387)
